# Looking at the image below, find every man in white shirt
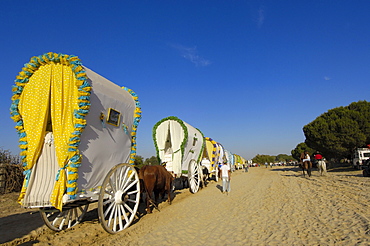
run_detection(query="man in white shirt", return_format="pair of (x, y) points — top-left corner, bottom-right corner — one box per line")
(220, 161), (231, 194)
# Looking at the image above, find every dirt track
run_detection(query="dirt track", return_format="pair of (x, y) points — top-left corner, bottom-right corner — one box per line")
(2, 165), (370, 245)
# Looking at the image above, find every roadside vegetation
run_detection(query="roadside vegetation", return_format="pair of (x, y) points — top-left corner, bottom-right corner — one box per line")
(293, 100), (370, 162)
(0, 148), (23, 194)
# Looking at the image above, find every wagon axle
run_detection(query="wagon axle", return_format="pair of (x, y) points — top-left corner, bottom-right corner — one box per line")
(114, 190), (128, 204)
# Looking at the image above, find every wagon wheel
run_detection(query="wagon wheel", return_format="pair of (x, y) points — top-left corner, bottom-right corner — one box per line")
(214, 166), (219, 182)
(40, 203), (89, 231)
(188, 159), (200, 193)
(98, 163), (140, 234)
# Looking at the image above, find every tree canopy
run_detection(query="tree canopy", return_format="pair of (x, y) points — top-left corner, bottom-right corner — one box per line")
(133, 155), (144, 168)
(252, 154), (274, 164)
(144, 156), (159, 166)
(291, 142), (316, 161)
(252, 154), (293, 164)
(134, 155), (159, 169)
(303, 100), (370, 160)
(275, 154), (294, 163)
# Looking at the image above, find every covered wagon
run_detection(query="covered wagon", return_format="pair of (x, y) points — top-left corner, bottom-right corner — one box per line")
(241, 156), (247, 169)
(10, 52), (142, 233)
(234, 154), (245, 170)
(152, 116), (204, 193)
(234, 154), (241, 169)
(201, 137), (226, 181)
(224, 149), (235, 172)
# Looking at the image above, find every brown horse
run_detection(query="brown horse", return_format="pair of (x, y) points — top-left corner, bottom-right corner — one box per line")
(300, 152), (312, 177)
(301, 160), (312, 177)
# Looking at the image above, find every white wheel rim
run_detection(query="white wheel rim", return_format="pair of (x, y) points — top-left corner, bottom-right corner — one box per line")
(40, 204), (88, 231)
(188, 160), (200, 193)
(98, 164), (140, 234)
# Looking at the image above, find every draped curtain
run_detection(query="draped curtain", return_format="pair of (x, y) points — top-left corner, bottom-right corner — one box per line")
(18, 63), (77, 209)
(156, 121), (169, 161)
(169, 120), (185, 175)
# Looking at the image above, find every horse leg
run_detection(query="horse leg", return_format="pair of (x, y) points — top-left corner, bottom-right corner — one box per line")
(167, 190), (172, 205)
(166, 183), (172, 205)
(320, 161), (326, 175)
(151, 191), (160, 212)
(182, 177), (187, 188)
(145, 192), (152, 213)
(316, 161), (320, 175)
(154, 191), (159, 205)
(145, 182), (156, 213)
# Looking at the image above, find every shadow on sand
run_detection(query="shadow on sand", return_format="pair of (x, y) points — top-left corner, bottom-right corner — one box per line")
(0, 211), (44, 244)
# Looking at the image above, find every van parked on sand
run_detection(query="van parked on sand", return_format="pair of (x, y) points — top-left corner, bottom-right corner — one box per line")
(353, 148), (370, 169)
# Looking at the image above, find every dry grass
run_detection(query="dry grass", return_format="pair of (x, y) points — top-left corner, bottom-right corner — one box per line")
(0, 163), (23, 194)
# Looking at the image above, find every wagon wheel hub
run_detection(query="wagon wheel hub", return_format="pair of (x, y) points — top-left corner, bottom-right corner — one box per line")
(114, 190), (127, 204)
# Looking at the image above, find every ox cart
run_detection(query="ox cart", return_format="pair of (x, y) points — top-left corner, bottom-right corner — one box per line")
(10, 52), (142, 234)
(152, 116), (204, 193)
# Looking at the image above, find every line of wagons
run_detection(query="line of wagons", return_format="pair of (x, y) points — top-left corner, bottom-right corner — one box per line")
(9, 52), (247, 234)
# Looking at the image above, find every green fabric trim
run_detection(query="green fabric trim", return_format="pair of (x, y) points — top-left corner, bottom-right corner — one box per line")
(152, 116), (188, 163)
(195, 128), (205, 164)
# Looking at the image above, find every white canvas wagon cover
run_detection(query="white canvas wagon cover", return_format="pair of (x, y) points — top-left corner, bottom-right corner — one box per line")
(224, 149), (235, 171)
(10, 52), (141, 210)
(153, 116), (204, 176)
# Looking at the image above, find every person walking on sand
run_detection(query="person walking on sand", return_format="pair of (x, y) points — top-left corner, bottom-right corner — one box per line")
(220, 161), (231, 194)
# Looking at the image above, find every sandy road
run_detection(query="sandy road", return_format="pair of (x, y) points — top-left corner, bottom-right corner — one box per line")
(3, 165), (370, 245)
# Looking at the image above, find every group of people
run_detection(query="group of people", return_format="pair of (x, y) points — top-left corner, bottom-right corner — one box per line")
(211, 150), (328, 196)
(300, 151), (327, 174)
(264, 162), (273, 168)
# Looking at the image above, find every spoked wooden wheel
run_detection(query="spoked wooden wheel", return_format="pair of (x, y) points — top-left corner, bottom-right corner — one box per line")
(214, 166), (219, 182)
(40, 203), (89, 231)
(98, 163), (140, 234)
(188, 159), (200, 193)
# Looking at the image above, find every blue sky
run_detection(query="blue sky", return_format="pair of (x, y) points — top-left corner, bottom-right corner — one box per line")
(1, 1), (370, 160)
